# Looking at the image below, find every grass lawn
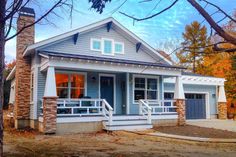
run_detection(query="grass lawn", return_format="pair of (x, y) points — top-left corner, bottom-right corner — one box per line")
(3, 126), (236, 157)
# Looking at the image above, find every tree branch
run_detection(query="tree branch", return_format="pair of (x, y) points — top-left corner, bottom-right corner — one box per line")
(5, 0), (66, 41)
(187, 0), (236, 45)
(119, 0), (179, 21)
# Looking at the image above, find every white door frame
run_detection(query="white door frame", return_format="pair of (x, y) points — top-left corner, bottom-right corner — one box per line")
(99, 73), (116, 114)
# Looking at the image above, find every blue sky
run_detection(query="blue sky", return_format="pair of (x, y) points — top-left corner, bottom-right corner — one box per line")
(5, 0), (235, 62)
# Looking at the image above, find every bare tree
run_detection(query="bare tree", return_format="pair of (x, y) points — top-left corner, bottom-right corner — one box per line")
(90, 0), (236, 52)
(0, 0), (78, 156)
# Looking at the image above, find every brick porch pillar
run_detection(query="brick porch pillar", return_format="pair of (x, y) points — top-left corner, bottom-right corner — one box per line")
(43, 97), (57, 134)
(217, 85), (227, 120)
(174, 76), (186, 126)
(42, 66), (58, 134)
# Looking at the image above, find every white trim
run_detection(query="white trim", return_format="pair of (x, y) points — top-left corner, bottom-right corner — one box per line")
(164, 90), (210, 119)
(57, 116), (105, 123)
(126, 73), (130, 114)
(55, 70), (88, 98)
(132, 74), (160, 104)
(164, 75), (225, 86)
(101, 38), (115, 56)
(23, 17), (172, 65)
(47, 58), (182, 76)
(114, 41), (124, 54)
(90, 38), (102, 51)
(6, 66), (16, 81)
(98, 73), (116, 114)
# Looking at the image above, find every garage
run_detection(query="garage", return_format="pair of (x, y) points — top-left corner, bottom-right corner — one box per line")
(164, 93), (206, 119)
(185, 93), (206, 119)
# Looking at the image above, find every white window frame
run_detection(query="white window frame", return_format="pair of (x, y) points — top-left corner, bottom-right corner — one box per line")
(101, 38), (114, 56)
(55, 71), (87, 99)
(90, 38), (101, 51)
(30, 71), (34, 103)
(114, 42), (124, 54)
(133, 74), (159, 104)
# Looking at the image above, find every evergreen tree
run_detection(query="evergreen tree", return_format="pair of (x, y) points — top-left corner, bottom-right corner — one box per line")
(176, 21), (210, 73)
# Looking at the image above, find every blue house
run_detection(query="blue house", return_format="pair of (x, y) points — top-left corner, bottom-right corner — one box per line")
(7, 8), (227, 134)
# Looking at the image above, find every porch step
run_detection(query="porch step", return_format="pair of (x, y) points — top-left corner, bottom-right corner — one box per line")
(104, 124), (153, 131)
(103, 118), (153, 131)
(104, 119), (148, 125)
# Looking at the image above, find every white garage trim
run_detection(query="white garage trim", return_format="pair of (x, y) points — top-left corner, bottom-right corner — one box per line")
(164, 90), (210, 119)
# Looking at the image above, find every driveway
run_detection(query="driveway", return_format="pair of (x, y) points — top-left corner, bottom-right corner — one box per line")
(187, 119), (236, 132)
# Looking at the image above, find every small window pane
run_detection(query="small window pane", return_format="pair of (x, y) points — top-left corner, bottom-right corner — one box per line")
(147, 91), (157, 99)
(71, 88), (84, 98)
(135, 78), (145, 88)
(92, 40), (101, 50)
(147, 79), (157, 90)
(56, 74), (69, 87)
(115, 43), (123, 53)
(134, 90), (145, 100)
(103, 40), (112, 54)
(71, 74), (85, 88)
(57, 88), (68, 98)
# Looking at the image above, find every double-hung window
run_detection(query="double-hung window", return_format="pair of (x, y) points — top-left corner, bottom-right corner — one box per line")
(114, 42), (124, 54)
(91, 38), (101, 51)
(134, 76), (159, 102)
(102, 38), (114, 55)
(56, 73), (86, 99)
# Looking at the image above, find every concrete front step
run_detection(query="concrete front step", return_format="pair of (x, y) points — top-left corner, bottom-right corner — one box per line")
(104, 124), (153, 131)
(104, 119), (148, 125)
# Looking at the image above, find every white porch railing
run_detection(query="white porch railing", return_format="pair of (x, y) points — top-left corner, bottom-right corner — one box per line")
(139, 99), (177, 123)
(40, 98), (114, 125)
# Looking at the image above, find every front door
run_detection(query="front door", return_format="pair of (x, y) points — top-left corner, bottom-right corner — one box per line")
(100, 76), (114, 109)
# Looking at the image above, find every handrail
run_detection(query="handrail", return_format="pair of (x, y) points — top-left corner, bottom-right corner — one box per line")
(139, 100), (152, 124)
(102, 99), (113, 125)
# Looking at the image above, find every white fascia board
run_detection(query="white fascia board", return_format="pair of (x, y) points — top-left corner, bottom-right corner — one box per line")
(164, 75), (225, 86)
(45, 58), (182, 76)
(23, 17), (173, 65)
(6, 66), (16, 81)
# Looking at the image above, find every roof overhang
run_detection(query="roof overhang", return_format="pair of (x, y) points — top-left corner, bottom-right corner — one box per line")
(23, 17), (173, 65)
(6, 66), (16, 81)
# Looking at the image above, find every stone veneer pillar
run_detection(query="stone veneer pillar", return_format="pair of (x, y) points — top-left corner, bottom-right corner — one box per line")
(174, 76), (186, 126)
(217, 85), (227, 119)
(42, 66), (58, 134)
(14, 7), (35, 129)
(43, 97), (57, 134)
(176, 99), (186, 126)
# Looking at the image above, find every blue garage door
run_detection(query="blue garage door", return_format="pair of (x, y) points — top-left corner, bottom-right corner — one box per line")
(164, 93), (206, 119)
(185, 94), (206, 119)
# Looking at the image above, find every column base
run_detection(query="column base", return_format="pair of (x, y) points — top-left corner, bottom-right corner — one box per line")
(218, 102), (227, 120)
(176, 99), (186, 126)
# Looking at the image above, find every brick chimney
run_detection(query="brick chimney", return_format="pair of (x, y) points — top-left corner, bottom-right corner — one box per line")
(14, 7), (35, 129)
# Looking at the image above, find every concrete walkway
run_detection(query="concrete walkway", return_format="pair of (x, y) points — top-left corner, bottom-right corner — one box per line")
(187, 119), (236, 132)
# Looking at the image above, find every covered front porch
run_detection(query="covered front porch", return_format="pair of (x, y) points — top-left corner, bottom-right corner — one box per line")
(38, 51), (185, 133)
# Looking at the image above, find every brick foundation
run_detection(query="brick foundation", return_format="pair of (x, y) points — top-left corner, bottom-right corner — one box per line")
(176, 99), (186, 126)
(43, 97), (57, 134)
(218, 102), (227, 120)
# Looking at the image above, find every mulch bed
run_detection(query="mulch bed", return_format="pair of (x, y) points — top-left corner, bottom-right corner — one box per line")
(154, 125), (236, 139)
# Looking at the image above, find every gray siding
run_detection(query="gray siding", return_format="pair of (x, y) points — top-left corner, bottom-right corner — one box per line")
(37, 68), (46, 116)
(164, 83), (217, 115)
(40, 26), (161, 63)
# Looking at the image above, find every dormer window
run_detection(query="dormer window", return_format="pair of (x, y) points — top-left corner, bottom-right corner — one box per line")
(91, 38), (101, 51)
(114, 42), (124, 54)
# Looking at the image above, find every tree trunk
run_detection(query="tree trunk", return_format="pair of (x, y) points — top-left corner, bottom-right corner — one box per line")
(0, 0), (6, 156)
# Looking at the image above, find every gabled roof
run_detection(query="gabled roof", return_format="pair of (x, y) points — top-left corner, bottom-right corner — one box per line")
(23, 17), (172, 65)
